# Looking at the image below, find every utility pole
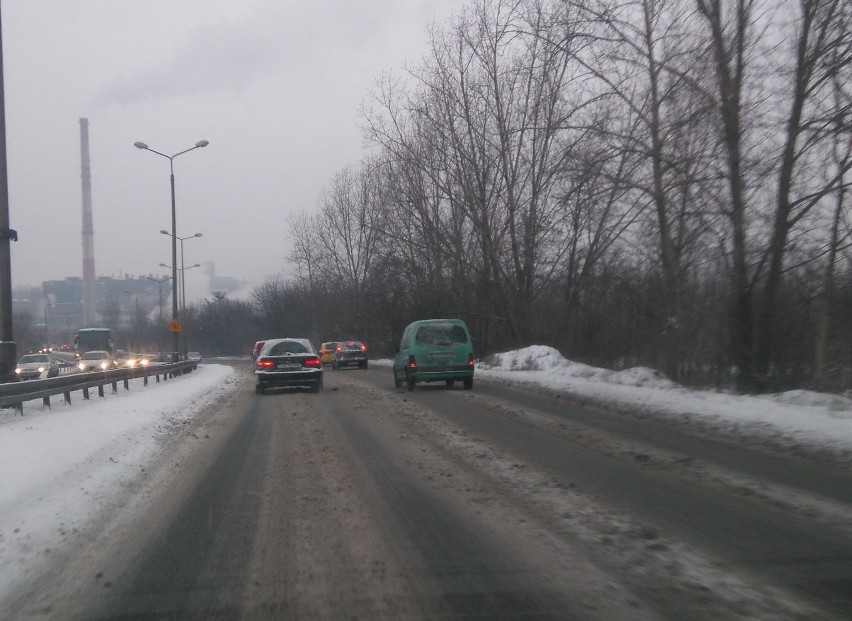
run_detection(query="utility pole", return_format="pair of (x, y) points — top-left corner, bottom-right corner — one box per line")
(0, 5), (18, 381)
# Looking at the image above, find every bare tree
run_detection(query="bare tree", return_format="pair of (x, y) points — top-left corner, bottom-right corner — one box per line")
(756, 0), (851, 381)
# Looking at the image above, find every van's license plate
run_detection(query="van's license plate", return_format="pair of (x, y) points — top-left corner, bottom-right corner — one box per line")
(430, 353), (453, 359)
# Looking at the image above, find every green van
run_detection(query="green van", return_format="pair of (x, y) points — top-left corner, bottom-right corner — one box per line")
(393, 319), (475, 390)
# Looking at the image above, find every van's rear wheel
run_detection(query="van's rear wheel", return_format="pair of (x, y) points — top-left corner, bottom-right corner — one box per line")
(463, 377), (473, 390)
(406, 371), (416, 391)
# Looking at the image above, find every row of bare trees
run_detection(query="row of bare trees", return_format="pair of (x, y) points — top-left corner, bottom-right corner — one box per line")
(281, 0), (850, 392)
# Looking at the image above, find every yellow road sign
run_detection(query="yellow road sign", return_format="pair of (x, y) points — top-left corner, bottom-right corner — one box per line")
(167, 319), (184, 333)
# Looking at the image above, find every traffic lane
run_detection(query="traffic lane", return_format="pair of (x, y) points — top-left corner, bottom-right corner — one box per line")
(364, 373), (852, 617)
(470, 375), (852, 505)
(315, 376), (664, 620)
(356, 363), (852, 505)
(84, 374), (271, 619)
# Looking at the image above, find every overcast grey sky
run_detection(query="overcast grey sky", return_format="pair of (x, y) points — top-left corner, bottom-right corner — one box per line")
(3, 0), (460, 300)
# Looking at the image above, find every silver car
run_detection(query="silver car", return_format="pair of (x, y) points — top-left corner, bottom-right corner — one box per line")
(77, 350), (115, 372)
(15, 353), (60, 380)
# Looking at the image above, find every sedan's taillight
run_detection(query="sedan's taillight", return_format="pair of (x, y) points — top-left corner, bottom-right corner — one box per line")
(257, 359), (275, 370)
(304, 357), (321, 368)
(360, 343), (367, 352)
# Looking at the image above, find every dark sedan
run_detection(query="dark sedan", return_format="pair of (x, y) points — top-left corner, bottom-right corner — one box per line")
(254, 338), (323, 394)
(332, 340), (368, 370)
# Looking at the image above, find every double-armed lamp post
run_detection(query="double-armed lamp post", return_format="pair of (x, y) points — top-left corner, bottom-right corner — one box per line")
(161, 230), (202, 320)
(134, 140), (208, 360)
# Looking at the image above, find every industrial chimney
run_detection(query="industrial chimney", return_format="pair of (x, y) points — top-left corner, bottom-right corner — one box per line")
(80, 118), (97, 326)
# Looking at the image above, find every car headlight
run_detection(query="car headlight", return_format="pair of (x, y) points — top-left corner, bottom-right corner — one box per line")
(139, 358), (149, 366)
(15, 368), (21, 374)
(37, 366), (46, 373)
(78, 363), (86, 371)
(99, 362), (108, 370)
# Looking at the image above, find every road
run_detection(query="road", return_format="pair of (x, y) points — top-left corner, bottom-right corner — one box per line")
(6, 361), (851, 620)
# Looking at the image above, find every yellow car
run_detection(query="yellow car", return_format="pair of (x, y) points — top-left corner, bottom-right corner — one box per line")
(319, 342), (338, 365)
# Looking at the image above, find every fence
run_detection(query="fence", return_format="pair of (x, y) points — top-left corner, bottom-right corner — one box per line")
(0, 360), (201, 414)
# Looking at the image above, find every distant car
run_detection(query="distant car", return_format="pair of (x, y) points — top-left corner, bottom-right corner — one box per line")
(319, 342), (339, 365)
(332, 340), (368, 370)
(254, 338), (323, 394)
(117, 352), (150, 368)
(251, 340), (266, 360)
(77, 350), (115, 372)
(15, 353), (60, 380)
(187, 351), (202, 361)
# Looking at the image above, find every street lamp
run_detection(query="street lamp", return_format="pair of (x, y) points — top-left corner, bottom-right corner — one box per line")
(160, 230), (202, 327)
(134, 139), (209, 361)
(159, 263), (201, 316)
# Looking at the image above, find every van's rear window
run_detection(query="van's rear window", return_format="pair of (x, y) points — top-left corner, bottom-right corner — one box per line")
(414, 324), (467, 345)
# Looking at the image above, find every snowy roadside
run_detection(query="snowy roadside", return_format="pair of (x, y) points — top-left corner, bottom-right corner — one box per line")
(0, 363), (238, 599)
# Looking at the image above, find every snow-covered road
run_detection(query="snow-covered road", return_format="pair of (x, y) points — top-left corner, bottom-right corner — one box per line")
(1, 348), (850, 611)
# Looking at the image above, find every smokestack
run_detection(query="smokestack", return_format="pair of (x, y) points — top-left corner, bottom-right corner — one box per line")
(80, 118), (97, 326)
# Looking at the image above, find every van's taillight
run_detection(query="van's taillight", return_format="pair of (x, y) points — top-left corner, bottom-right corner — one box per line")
(304, 357), (321, 368)
(468, 353), (475, 367)
(257, 359), (275, 370)
(408, 355), (417, 369)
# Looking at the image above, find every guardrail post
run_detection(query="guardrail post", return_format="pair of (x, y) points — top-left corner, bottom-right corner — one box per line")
(98, 385), (104, 398)
(111, 381), (118, 394)
(14, 401), (22, 415)
(123, 378), (129, 390)
(42, 396), (50, 409)
(83, 387), (90, 400)
(64, 391), (71, 404)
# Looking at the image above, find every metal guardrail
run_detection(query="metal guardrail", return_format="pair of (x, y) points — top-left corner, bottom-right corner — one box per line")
(0, 360), (201, 414)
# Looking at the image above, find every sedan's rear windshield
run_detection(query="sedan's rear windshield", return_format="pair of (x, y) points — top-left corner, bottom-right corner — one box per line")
(414, 324), (468, 345)
(338, 342), (363, 351)
(269, 341), (309, 355)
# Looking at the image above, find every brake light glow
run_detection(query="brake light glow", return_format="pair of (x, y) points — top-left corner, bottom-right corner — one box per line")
(408, 355), (417, 369)
(360, 343), (367, 352)
(468, 353), (475, 367)
(304, 357), (321, 368)
(257, 359), (275, 370)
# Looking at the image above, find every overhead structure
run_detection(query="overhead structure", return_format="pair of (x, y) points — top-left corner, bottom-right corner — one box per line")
(79, 118), (97, 326)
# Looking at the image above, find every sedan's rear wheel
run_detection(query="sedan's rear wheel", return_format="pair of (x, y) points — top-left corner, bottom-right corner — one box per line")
(255, 384), (265, 395)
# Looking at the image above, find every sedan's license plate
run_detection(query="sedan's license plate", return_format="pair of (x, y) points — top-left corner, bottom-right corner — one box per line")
(277, 362), (301, 370)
